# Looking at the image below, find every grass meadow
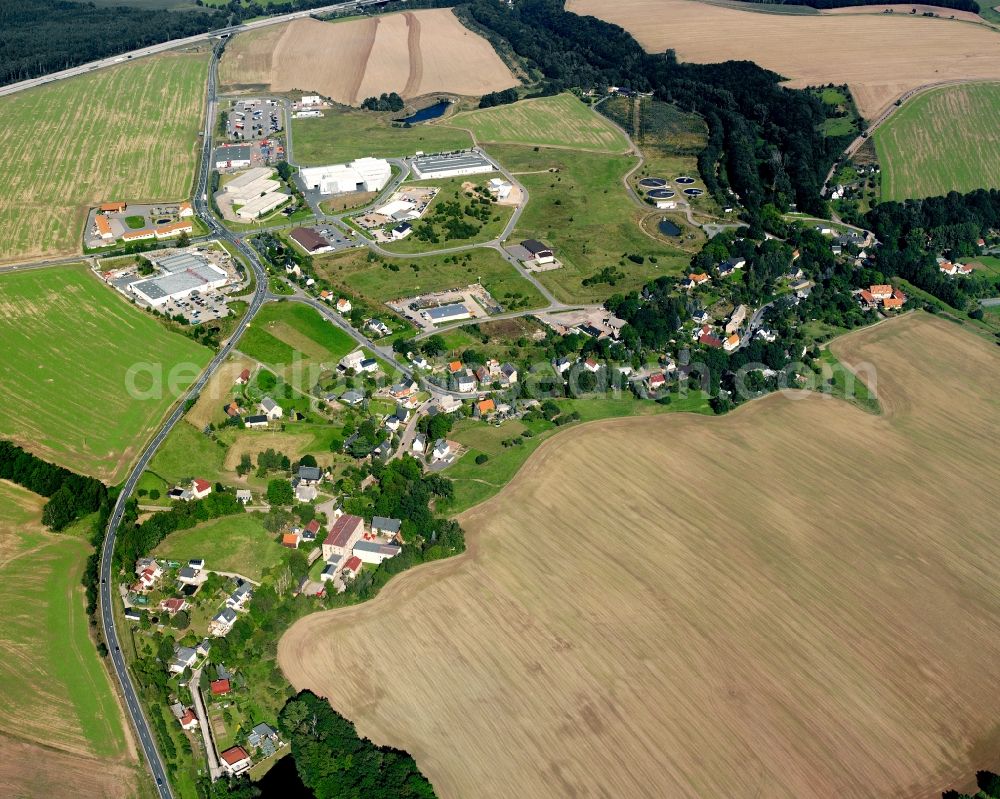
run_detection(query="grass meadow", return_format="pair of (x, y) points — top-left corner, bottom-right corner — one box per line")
(292, 108), (472, 166)
(152, 514), (285, 581)
(0, 265), (211, 482)
(0, 482), (128, 761)
(874, 83), (1000, 200)
(492, 143), (690, 302)
(280, 314), (1000, 799)
(0, 50), (208, 262)
(450, 93), (630, 152)
(316, 247), (547, 310)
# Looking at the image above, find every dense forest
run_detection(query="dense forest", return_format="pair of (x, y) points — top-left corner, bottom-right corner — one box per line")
(461, 0), (848, 214)
(732, 0), (980, 12)
(0, 0), (226, 86)
(279, 690), (436, 799)
(866, 190), (1000, 310)
(943, 770), (1000, 799)
(0, 439), (107, 530)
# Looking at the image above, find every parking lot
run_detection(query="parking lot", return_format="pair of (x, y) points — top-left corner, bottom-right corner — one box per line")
(160, 290), (230, 325)
(227, 98), (283, 141)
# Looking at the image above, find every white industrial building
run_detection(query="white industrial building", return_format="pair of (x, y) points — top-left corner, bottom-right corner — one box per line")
(410, 151), (496, 179)
(488, 177), (512, 200)
(130, 252), (229, 307)
(220, 167), (289, 220)
(214, 144), (253, 170)
(299, 158), (392, 195)
(421, 303), (472, 324)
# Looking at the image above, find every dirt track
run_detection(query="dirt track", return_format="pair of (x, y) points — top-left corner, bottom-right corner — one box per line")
(279, 313), (1000, 799)
(220, 10), (517, 105)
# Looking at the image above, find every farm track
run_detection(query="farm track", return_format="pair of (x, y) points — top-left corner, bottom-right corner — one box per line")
(349, 18), (380, 106)
(401, 12), (423, 100)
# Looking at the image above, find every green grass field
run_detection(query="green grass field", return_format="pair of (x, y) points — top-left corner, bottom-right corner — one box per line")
(317, 247), (547, 310)
(874, 82), (1000, 200)
(151, 514), (286, 581)
(238, 301), (356, 386)
(0, 481), (128, 759)
(0, 265), (212, 482)
(292, 108), (472, 166)
(378, 176), (514, 254)
(0, 50), (208, 262)
(450, 94), (629, 152)
(491, 144), (690, 302)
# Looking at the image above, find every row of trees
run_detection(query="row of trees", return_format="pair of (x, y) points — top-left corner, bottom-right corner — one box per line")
(0, 440), (107, 531)
(1, 0), (228, 86)
(362, 92), (405, 112)
(113, 490), (244, 571)
(461, 0), (847, 214)
(733, 0), (979, 10)
(279, 690), (436, 798)
(479, 87), (518, 108)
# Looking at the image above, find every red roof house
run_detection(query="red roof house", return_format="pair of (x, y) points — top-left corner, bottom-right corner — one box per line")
(698, 333), (724, 348)
(210, 679), (231, 696)
(343, 556), (363, 575)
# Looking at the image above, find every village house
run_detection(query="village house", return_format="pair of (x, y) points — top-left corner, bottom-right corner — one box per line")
(882, 289), (907, 310)
(409, 352), (429, 370)
(219, 746), (252, 776)
(456, 373), (477, 393)
(167, 487), (192, 502)
(282, 532), (301, 549)
(688, 272), (711, 287)
(691, 309), (710, 324)
(342, 555), (363, 580)
(226, 583), (252, 611)
(371, 516), (402, 539)
(210, 678), (231, 696)
(554, 357), (572, 374)
(582, 357), (601, 373)
(477, 398), (496, 418)
(432, 439), (452, 462)
(359, 358), (379, 374)
(336, 297), (352, 314)
(297, 465), (322, 485)
(699, 332), (724, 349)
(723, 334), (741, 352)
(391, 378), (417, 399)
(177, 565), (203, 585)
(870, 284), (893, 301)
(725, 305), (747, 336)
(160, 597), (188, 615)
(135, 557), (163, 589)
(248, 723), (280, 757)
(191, 478), (212, 501)
(236, 489), (252, 505)
(259, 397), (283, 420)
(499, 363), (518, 385)
(648, 373), (667, 392)
(179, 709), (199, 731)
(412, 432), (427, 454)
(322, 514), (365, 561)
(244, 414), (269, 429)
(353, 540), (403, 565)
(302, 519), (321, 542)
(210, 607), (239, 637)
(340, 350), (365, 372)
(235, 368), (251, 386)
(169, 646), (198, 674)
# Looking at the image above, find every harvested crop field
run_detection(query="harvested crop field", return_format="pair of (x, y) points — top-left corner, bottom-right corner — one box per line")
(0, 50), (207, 263)
(874, 82), (1000, 200)
(219, 10), (517, 106)
(568, 0), (1000, 118)
(280, 313), (1000, 799)
(0, 265), (211, 482)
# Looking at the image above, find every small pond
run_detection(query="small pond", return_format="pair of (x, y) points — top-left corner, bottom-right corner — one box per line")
(659, 218), (682, 236)
(394, 100), (451, 124)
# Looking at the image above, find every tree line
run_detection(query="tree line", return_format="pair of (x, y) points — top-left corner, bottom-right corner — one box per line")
(279, 690), (436, 798)
(0, 0), (227, 87)
(459, 0), (847, 215)
(865, 189), (1000, 311)
(0, 439), (107, 530)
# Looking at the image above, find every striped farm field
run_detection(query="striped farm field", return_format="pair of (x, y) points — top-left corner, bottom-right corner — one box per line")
(280, 314), (1000, 799)
(0, 265), (211, 481)
(0, 480), (143, 798)
(0, 50), (208, 263)
(451, 93), (630, 152)
(874, 83), (1000, 201)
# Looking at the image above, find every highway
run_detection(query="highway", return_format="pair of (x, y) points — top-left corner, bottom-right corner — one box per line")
(0, 0), (389, 99)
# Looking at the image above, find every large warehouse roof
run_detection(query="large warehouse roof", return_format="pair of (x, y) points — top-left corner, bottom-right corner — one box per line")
(411, 151), (495, 177)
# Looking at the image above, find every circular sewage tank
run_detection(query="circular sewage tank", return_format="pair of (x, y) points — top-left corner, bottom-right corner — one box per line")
(638, 177), (667, 188)
(646, 188), (676, 199)
(675, 176), (695, 185)
(683, 187), (704, 197)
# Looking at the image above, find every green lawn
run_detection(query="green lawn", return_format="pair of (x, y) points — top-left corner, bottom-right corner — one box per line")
(147, 422), (228, 486)
(292, 107), (473, 166)
(0, 50), (208, 262)
(451, 93), (630, 152)
(316, 247), (546, 311)
(378, 176), (514, 254)
(0, 265), (212, 482)
(491, 144), (690, 302)
(239, 301), (357, 385)
(445, 394), (711, 513)
(151, 514), (286, 581)
(874, 82), (1000, 200)
(818, 349), (880, 414)
(0, 481), (128, 759)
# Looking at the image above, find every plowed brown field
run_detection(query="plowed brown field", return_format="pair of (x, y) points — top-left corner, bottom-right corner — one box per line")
(279, 313), (1000, 799)
(219, 10), (517, 106)
(567, 0), (1000, 118)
